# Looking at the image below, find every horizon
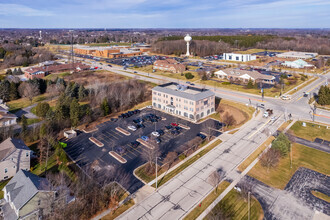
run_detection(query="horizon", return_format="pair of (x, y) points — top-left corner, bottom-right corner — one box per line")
(1, 0), (329, 29)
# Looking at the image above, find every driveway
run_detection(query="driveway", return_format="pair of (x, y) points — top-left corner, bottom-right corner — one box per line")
(15, 103), (38, 119)
(294, 136), (330, 153)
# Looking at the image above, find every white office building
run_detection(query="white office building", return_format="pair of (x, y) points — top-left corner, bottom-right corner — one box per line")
(223, 53), (256, 62)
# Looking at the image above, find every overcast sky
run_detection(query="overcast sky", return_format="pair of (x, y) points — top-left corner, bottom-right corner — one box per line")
(0, 0), (329, 28)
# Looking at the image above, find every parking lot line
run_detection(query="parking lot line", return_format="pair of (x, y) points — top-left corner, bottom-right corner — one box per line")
(103, 130), (119, 140)
(112, 130), (124, 137)
(125, 147), (139, 157)
(127, 145), (143, 154)
(98, 134), (113, 145)
(121, 152), (133, 159)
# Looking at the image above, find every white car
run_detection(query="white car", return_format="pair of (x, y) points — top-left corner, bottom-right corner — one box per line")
(263, 112), (269, 118)
(127, 125), (137, 131)
(270, 116), (276, 121)
(281, 95), (291, 100)
(146, 105), (152, 109)
(151, 131), (160, 137)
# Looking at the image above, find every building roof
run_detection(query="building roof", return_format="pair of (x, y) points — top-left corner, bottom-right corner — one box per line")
(152, 82), (214, 101)
(0, 138), (29, 161)
(25, 63), (90, 75)
(215, 68), (275, 80)
(4, 170), (53, 211)
(154, 59), (185, 73)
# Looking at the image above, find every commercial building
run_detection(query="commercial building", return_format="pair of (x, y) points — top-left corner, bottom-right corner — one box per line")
(152, 82), (215, 121)
(153, 59), (186, 73)
(0, 138), (30, 180)
(276, 51), (318, 59)
(74, 46), (145, 58)
(223, 53), (256, 62)
(24, 63), (90, 79)
(2, 170), (56, 219)
(282, 59), (314, 69)
(214, 68), (275, 85)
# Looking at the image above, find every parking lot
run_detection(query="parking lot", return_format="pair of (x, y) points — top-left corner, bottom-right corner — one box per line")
(64, 108), (222, 192)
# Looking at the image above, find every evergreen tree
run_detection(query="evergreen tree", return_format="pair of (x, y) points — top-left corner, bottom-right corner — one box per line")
(17, 68), (23, 75)
(70, 98), (80, 127)
(78, 85), (85, 101)
(318, 85), (330, 105)
(9, 82), (18, 100)
(6, 69), (12, 75)
(246, 79), (254, 89)
(0, 80), (10, 101)
(101, 98), (109, 116)
(36, 102), (50, 118)
(21, 115), (28, 136)
(13, 68), (18, 75)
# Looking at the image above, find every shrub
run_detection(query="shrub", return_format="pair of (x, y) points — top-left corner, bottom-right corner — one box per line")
(178, 154), (186, 160)
(35, 102), (50, 118)
(185, 72), (194, 79)
(222, 81), (231, 85)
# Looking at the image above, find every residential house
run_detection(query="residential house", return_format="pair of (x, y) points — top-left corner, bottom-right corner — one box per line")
(282, 59), (314, 69)
(0, 104), (17, 127)
(0, 138), (30, 180)
(223, 53), (256, 62)
(152, 82), (215, 121)
(214, 68), (275, 85)
(153, 59), (186, 73)
(2, 170), (56, 220)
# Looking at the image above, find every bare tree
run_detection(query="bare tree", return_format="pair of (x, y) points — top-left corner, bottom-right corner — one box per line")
(222, 112), (236, 128)
(163, 151), (177, 168)
(260, 148), (281, 172)
(141, 145), (160, 175)
(18, 82), (39, 103)
(208, 170), (221, 194)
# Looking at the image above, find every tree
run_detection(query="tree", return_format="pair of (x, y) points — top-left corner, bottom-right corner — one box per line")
(142, 145), (160, 175)
(70, 98), (80, 127)
(222, 112), (236, 128)
(78, 85), (86, 101)
(101, 98), (110, 116)
(36, 102), (50, 118)
(17, 67), (23, 75)
(21, 115), (28, 137)
(0, 80), (10, 101)
(163, 151), (177, 167)
(18, 82), (40, 103)
(246, 78), (254, 89)
(9, 82), (18, 100)
(260, 148), (281, 172)
(317, 85), (330, 105)
(13, 68), (18, 75)
(6, 69), (12, 75)
(208, 170), (221, 194)
(201, 73), (208, 81)
(185, 72), (194, 79)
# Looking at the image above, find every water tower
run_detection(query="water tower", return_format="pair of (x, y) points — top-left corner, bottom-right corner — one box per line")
(184, 34), (192, 56)
(39, 30), (42, 39)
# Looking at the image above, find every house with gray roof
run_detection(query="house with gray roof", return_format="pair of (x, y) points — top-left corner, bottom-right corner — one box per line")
(0, 138), (30, 181)
(2, 170), (56, 220)
(152, 82), (215, 121)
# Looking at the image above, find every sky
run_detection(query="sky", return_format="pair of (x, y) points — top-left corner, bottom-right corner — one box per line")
(0, 0), (329, 28)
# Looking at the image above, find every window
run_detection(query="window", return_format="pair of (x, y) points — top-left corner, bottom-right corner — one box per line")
(204, 100), (208, 105)
(197, 108), (199, 111)
(236, 56), (239, 61)
(5, 168), (7, 173)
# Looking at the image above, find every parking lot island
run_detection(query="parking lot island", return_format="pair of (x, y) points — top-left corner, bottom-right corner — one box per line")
(116, 127), (131, 136)
(82, 127), (98, 133)
(89, 137), (104, 147)
(109, 151), (127, 164)
(137, 138), (155, 150)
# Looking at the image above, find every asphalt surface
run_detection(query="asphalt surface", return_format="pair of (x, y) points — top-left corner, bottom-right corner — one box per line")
(118, 113), (285, 219)
(64, 109), (221, 193)
(294, 136), (330, 153)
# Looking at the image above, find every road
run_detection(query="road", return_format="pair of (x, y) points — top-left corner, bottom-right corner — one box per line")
(118, 114), (284, 219)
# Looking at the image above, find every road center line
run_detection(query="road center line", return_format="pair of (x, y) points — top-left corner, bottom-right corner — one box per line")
(248, 120), (270, 139)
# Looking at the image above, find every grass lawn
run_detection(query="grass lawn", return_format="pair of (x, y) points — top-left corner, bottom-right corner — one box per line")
(183, 181), (230, 220)
(205, 189), (264, 220)
(7, 94), (48, 112)
(0, 179), (10, 199)
(248, 143), (330, 189)
(287, 77), (318, 95)
(200, 76), (308, 97)
(290, 121), (330, 141)
(101, 199), (135, 220)
(44, 71), (71, 80)
(238, 136), (275, 172)
(151, 139), (222, 187)
(311, 191), (330, 203)
(277, 120), (292, 132)
(206, 99), (255, 129)
(26, 118), (42, 125)
(31, 154), (57, 176)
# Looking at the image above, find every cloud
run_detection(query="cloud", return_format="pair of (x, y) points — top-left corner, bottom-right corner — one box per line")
(0, 3), (54, 16)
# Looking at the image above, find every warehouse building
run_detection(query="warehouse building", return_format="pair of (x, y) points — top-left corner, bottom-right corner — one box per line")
(223, 53), (256, 62)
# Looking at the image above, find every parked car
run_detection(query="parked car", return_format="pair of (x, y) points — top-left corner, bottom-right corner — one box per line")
(171, 130), (180, 135)
(128, 125), (137, 131)
(197, 133), (206, 140)
(136, 123), (145, 129)
(156, 138), (162, 144)
(130, 141), (140, 148)
(156, 129), (164, 136)
(152, 131), (160, 137)
(110, 118), (118, 122)
(141, 136), (149, 141)
(165, 125), (173, 130)
(171, 123), (178, 127)
(115, 146), (126, 155)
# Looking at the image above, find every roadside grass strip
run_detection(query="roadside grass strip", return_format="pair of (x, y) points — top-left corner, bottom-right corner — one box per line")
(109, 151), (127, 164)
(178, 124), (190, 129)
(137, 138), (155, 150)
(115, 127), (131, 136)
(83, 127), (98, 133)
(89, 137), (104, 147)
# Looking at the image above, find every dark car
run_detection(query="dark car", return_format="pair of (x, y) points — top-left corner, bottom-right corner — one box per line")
(110, 118), (118, 122)
(130, 141), (140, 148)
(156, 138), (161, 144)
(171, 130), (180, 135)
(136, 123), (145, 129)
(197, 133), (206, 140)
(175, 126), (183, 131)
(115, 146), (126, 155)
(150, 118), (158, 123)
(156, 129), (164, 136)
(165, 125), (173, 130)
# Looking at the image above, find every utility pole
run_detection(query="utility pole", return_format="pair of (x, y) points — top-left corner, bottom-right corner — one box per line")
(69, 30), (74, 73)
(313, 105), (317, 121)
(290, 143), (293, 169)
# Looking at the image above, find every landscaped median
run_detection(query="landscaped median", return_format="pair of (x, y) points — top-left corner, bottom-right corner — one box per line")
(109, 151), (127, 164)
(89, 137), (104, 147)
(83, 127), (98, 133)
(115, 127), (131, 136)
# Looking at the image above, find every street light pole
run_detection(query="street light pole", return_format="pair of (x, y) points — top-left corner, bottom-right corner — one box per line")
(155, 157), (161, 190)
